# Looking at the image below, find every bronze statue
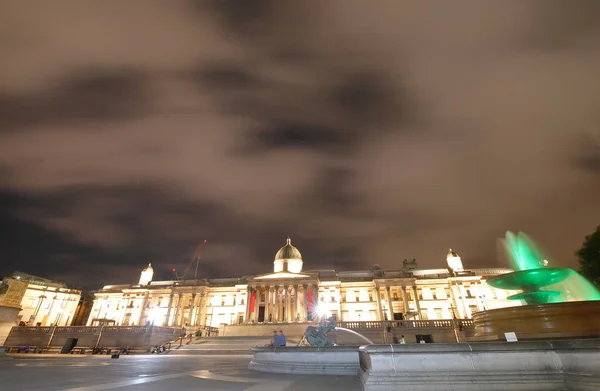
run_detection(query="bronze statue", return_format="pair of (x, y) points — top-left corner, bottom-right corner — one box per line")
(302, 316), (337, 347)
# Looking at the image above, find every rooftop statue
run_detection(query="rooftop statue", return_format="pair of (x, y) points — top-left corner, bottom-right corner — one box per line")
(303, 316), (337, 347)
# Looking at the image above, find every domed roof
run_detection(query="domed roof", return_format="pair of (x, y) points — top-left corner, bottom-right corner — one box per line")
(447, 249), (459, 258)
(142, 263), (153, 271)
(275, 237), (302, 260)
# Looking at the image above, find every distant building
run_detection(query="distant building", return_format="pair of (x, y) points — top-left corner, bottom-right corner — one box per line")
(0, 272), (82, 327)
(88, 238), (520, 329)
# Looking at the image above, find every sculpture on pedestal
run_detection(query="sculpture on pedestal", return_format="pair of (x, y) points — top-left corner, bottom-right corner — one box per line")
(303, 316), (336, 347)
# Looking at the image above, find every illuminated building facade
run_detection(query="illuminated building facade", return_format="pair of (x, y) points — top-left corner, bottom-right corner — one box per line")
(88, 239), (519, 329)
(0, 272), (82, 327)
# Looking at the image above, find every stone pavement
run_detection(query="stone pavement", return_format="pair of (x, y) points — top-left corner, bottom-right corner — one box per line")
(0, 354), (362, 391)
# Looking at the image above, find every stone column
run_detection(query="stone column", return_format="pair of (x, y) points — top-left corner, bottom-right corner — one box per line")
(193, 294), (203, 326)
(374, 287), (383, 321)
(401, 286), (409, 314)
(282, 285), (288, 322)
(175, 294), (184, 327)
(385, 286), (394, 321)
(164, 293), (174, 326)
(255, 286), (262, 322)
(411, 286), (422, 319)
(264, 286), (270, 322)
(312, 284), (319, 317)
(244, 287), (251, 323)
(293, 285), (299, 321)
(189, 293), (197, 325)
(457, 284), (471, 318)
(272, 286), (278, 322)
(302, 284), (309, 321)
(137, 292), (149, 325)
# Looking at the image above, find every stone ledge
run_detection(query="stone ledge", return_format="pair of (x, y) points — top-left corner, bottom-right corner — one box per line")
(359, 339), (600, 391)
(249, 346), (360, 376)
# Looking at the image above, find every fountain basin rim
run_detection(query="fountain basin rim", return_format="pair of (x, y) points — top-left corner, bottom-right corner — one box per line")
(251, 345), (362, 353)
(472, 299), (600, 315)
(359, 338), (600, 353)
(486, 267), (571, 290)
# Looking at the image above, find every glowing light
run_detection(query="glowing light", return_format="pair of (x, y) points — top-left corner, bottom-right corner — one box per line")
(147, 306), (161, 324)
(314, 305), (328, 319)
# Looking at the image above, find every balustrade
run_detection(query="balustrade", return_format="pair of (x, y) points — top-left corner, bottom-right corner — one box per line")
(337, 319), (473, 330)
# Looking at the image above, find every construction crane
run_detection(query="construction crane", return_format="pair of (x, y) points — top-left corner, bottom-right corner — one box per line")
(181, 240), (208, 280)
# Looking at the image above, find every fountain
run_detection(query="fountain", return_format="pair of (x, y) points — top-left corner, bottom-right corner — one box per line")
(472, 231), (600, 340)
(248, 316), (372, 375)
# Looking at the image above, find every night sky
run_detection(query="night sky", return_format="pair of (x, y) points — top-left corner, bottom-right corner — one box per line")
(1, 1), (599, 290)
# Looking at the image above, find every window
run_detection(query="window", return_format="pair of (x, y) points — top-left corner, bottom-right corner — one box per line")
(393, 292), (399, 300)
(419, 310), (428, 320)
(434, 309), (443, 319)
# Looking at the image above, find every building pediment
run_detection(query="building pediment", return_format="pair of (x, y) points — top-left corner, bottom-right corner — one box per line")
(253, 271), (312, 280)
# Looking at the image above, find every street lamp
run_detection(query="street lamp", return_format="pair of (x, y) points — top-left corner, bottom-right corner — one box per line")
(381, 299), (388, 321)
(447, 298), (460, 343)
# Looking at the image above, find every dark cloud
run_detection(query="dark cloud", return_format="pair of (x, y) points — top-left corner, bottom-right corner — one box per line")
(200, 0), (273, 37)
(251, 121), (344, 151)
(332, 71), (400, 124)
(195, 64), (266, 90)
(573, 155), (600, 173)
(1, 1), (600, 289)
(526, 0), (600, 49)
(0, 69), (148, 132)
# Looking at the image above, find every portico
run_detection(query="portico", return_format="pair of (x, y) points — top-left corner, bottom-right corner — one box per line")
(247, 238), (318, 323)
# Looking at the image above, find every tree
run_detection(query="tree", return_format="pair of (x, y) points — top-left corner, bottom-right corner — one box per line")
(576, 225), (600, 287)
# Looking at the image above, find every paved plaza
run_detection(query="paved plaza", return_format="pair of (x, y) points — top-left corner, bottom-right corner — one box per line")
(0, 354), (362, 391)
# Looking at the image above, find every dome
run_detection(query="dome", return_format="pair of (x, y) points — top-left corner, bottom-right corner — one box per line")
(447, 249), (459, 258)
(275, 238), (302, 261)
(274, 238), (303, 273)
(139, 263), (154, 285)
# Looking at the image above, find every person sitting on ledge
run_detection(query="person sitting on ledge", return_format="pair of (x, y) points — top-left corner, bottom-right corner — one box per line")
(266, 330), (281, 347)
(279, 330), (286, 347)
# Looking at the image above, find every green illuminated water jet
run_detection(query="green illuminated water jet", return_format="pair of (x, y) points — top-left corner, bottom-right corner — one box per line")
(487, 231), (600, 305)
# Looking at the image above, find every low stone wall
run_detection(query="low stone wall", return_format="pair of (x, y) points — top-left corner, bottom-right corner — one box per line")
(249, 346), (360, 375)
(0, 306), (21, 346)
(3, 325), (184, 351)
(220, 322), (468, 344)
(358, 339), (600, 391)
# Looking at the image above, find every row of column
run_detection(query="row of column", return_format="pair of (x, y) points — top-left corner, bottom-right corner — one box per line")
(246, 284), (315, 323)
(377, 285), (421, 321)
(162, 292), (205, 328)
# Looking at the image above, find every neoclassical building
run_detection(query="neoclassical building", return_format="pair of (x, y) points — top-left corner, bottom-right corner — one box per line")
(87, 239), (519, 329)
(0, 272), (82, 327)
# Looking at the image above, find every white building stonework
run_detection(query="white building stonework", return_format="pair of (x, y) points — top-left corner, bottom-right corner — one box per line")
(88, 239), (519, 329)
(0, 272), (82, 327)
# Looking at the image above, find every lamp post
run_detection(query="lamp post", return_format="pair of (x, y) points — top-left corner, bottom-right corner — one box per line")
(381, 299), (388, 321)
(447, 298), (460, 343)
(381, 299), (390, 343)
